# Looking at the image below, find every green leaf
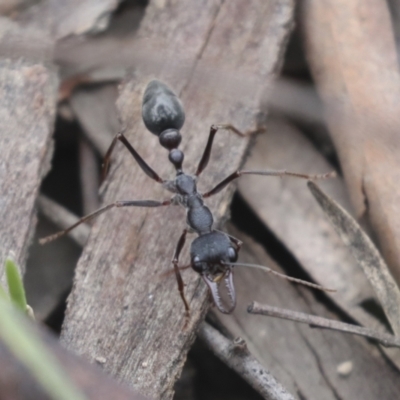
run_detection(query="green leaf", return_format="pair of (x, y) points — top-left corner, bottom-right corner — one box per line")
(5, 257), (27, 313)
(0, 283), (8, 300)
(0, 297), (88, 400)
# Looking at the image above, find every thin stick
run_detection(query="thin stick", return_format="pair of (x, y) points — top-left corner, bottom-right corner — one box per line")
(240, 169), (336, 180)
(198, 322), (296, 400)
(79, 138), (100, 214)
(248, 302), (400, 348)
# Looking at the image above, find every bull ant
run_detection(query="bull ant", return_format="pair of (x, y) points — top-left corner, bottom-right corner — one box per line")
(41, 80), (335, 321)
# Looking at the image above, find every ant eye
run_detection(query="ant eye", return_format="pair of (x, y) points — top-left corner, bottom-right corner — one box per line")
(228, 247), (237, 262)
(192, 256), (204, 273)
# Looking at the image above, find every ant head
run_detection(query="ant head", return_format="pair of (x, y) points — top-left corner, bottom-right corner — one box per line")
(190, 231), (238, 313)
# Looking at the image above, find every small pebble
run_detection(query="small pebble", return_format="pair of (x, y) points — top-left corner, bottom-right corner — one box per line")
(95, 357), (107, 365)
(337, 360), (353, 377)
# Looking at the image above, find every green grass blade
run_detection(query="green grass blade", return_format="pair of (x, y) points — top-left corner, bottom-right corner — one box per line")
(5, 258), (27, 312)
(0, 283), (8, 300)
(0, 297), (88, 400)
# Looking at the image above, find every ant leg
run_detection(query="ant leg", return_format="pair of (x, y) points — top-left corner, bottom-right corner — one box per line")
(195, 124), (264, 177)
(203, 169), (336, 198)
(39, 199), (171, 244)
(214, 229), (242, 251)
(172, 229), (191, 325)
(227, 234), (243, 251)
(102, 130), (164, 183)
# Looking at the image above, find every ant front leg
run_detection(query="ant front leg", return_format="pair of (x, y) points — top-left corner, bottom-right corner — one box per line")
(102, 129), (164, 184)
(195, 124), (265, 177)
(172, 229), (191, 327)
(226, 232), (243, 252)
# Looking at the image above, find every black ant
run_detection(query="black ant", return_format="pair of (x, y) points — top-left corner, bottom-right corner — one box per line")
(41, 80), (335, 321)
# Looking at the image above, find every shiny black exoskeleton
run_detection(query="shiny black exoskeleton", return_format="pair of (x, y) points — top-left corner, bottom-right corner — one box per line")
(141, 80), (241, 313)
(41, 80), (333, 318)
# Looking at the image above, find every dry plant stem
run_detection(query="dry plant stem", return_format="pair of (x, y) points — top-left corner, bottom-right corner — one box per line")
(37, 195), (90, 247)
(248, 302), (400, 348)
(198, 323), (296, 400)
(308, 181), (400, 337)
(79, 138), (100, 214)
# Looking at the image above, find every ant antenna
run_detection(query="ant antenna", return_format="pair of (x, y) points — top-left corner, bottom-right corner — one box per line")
(225, 261), (335, 292)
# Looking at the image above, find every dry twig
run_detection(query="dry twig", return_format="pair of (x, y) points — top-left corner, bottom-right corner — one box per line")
(248, 302), (400, 348)
(198, 323), (296, 400)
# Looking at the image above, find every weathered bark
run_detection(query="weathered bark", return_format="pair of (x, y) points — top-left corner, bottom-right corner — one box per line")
(0, 19), (57, 277)
(60, 1), (295, 399)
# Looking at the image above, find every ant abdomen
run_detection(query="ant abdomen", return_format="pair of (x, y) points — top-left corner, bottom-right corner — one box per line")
(142, 80), (185, 137)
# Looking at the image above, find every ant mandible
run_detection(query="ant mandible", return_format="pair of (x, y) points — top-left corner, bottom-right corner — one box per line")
(41, 80), (334, 321)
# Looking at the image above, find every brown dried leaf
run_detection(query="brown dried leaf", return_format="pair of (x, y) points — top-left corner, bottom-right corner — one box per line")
(308, 181), (400, 336)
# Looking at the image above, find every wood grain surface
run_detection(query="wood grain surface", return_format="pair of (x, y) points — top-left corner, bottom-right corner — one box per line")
(0, 20), (57, 276)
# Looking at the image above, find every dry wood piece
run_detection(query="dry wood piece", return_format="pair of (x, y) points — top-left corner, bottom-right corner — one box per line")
(15, 0), (122, 40)
(0, 54), (57, 277)
(198, 322), (296, 400)
(0, 17), (53, 63)
(248, 302), (400, 349)
(217, 227), (400, 399)
(301, 0), (400, 284)
(60, 1), (295, 398)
